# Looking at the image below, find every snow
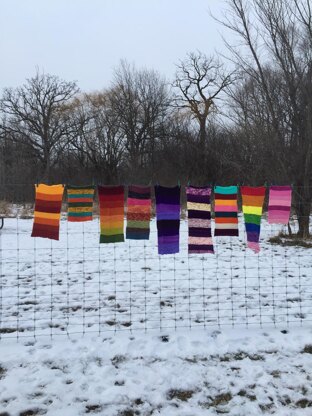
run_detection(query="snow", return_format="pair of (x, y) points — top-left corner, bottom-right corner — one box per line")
(0, 216), (311, 338)
(1, 329), (312, 415)
(0, 216), (312, 414)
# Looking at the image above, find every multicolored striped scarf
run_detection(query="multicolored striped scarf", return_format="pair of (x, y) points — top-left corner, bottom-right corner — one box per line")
(67, 185), (95, 222)
(31, 184), (64, 240)
(126, 185), (151, 240)
(241, 186), (266, 253)
(155, 185), (180, 255)
(268, 186), (292, 224)
(98, 185), (124, 243)
(214, 186), (239, 236)
(186, 186), (214, 254)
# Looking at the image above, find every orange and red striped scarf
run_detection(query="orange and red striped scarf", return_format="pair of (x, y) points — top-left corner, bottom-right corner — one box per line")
(31, 184), (64, 240)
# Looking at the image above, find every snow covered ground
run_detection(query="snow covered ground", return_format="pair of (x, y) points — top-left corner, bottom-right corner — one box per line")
(0, 328), (312, 415)
(0, 216), (312, 414)
(0, 216), (311, 338)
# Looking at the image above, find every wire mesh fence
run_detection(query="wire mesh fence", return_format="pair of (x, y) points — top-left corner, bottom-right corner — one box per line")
(0, 187), (312, 341)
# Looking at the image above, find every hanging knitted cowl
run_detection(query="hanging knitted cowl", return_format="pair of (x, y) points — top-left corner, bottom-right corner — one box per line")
(155, 185), (180, 255)
(186, 186), (214, 254)
(126, 185), (151, 240)
(31, 184), (64, 240)
(268, 186), (292, 224)
(214, 185), (239, 237)
(67, 185), (95, 222)
(98, 185), (125, 243)
(241, 186), (266, 253)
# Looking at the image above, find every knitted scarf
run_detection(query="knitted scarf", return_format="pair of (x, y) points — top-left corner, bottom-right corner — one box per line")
(241, 186), (266, 253)
(186, 186), (214, 254)
(67, 185), (95, 222)
(214, 186), (239, 236)
(155, 185), (180, 255)
(268, 186), (292, 224)
(98, 185), (124, 243)
(126, 185), (151, 240)
(31, 184), (64, 240)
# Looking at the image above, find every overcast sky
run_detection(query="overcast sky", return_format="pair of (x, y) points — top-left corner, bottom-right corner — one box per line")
(0, 0), (228, 92)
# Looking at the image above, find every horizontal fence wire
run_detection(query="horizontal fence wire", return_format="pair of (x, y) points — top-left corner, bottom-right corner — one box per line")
(0, 193), (312, 341)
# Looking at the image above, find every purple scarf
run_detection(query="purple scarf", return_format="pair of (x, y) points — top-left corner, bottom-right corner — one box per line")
(155, 186), (180, 254)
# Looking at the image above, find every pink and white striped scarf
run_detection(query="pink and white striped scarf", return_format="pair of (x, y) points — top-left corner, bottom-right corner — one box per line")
(268, 186), (292, 224)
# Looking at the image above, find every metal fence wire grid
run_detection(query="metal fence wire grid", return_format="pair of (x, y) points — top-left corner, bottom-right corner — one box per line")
(0, 205), (311, 341)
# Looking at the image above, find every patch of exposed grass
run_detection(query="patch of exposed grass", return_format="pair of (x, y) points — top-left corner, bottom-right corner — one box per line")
(295, 399), (312, 408)
(200, 392), (233, 410)
(210, 393), (232, 406)
(85, 404), (103, 414)
(105, 320), (116, 326)
(237, 390), (257, 401)
(0, 200), (12, 216)
(259, 403), (275, 412)
(269, 234), (312, 248)
(302, 345), (312, 354)
(279, 395), (291, 406)
(0, 328), (16, 334)
(117, 410), (138, 416)
(114, 380), (125, 386)
(219, 352), (264, 362)
(167, 389), (195, 401)
(270, 370), (281, 378)
(121, 322), (132, 327)
(19, 409), (47, 416)
(111, 355), (127, 368)
(0, 365), (7, 380)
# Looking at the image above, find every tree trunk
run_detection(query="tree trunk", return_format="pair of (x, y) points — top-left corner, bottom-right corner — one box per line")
(42, 155), (51, 184)
(294, 186), (311, 238)
(199, 119), (207, 151)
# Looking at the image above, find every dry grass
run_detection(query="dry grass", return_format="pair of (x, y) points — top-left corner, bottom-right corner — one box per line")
(19, 204), (34, 219)
(269, 233), (312, 248)
(0, 200), (12, 216)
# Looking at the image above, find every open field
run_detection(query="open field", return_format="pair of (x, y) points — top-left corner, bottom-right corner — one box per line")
(0, 216), (311, 338)
(0, 216), (312, 414)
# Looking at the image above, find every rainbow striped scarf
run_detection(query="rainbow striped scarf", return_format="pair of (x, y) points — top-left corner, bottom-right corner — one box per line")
(241, 186), (266, 253)
(126, 186), (151, 240)
(186, 186), (214, 254)
(214, 186), (239, 236)
(155, 185), (180, 254)
(98, 185), (124, 243)
(67, 185), (95, 222)
(268, 186), (292, 224)
(31, 184), (64, 240)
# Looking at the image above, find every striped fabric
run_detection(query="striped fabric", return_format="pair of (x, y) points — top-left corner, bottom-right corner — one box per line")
(67, 185), (95, 222)
(214, 186), (239, 236)
(186, 186), (214, 254)
(126, 186), (151, 240)
(98, 185), (124, 243)
(31, 184), (64, 240)
(268, 186), (292, 224)
(241, 186), (266, 253)
(155, 185), (180, 255)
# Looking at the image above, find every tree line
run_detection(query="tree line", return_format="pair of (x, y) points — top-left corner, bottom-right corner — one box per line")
(0, 0), (311, 237)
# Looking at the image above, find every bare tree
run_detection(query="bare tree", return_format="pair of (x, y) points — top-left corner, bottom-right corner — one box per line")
(218, 0), (312, 237)
(71, 92), (125, 183)
(174, 51), (233, 150)
(109, 60), (171, 181)
(0, 71), (79, 182)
